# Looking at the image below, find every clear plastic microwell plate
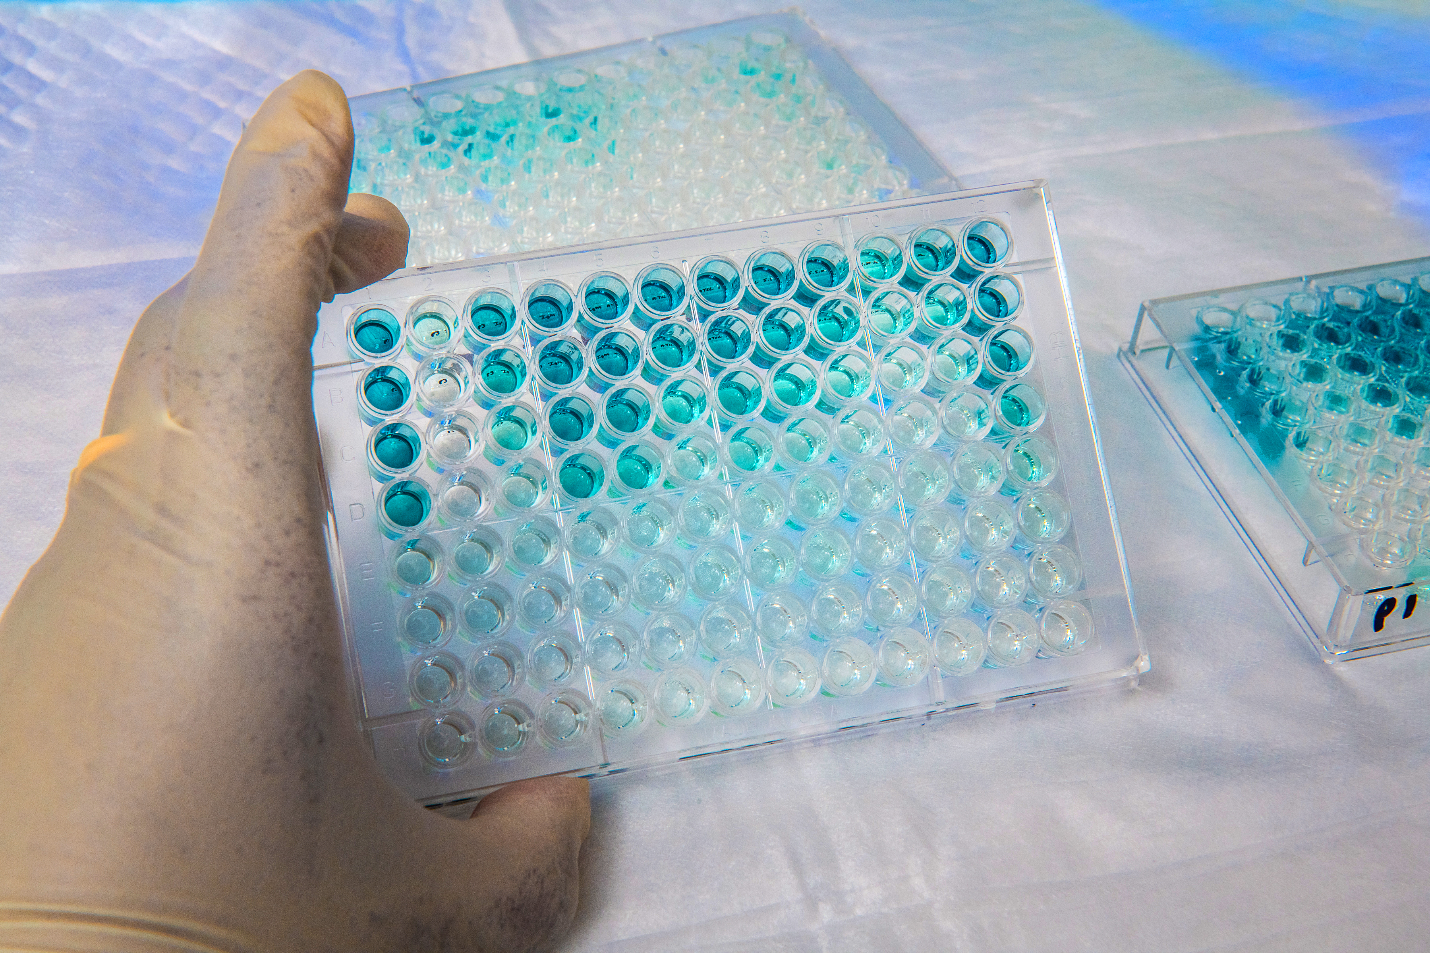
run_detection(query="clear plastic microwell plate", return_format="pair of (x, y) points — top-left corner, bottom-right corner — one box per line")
(1124, 257), (1430, 661)
(348, 12), (955, 268)
(313, 182), (1143, 805)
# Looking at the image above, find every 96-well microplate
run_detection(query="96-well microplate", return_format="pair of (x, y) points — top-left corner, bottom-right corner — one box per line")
(314, 182), (1143, 805)
(349, 12), (955, 269)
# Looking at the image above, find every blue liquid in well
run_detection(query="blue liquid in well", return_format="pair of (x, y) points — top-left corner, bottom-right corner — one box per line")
(718, 372), (762, 416)
(491, 408), (536, 452)
(749, 251), (796, 299)
(698, 271), (735, 305)
(471, 301), (515, 338)
(383, 482), (431, 528)
(559, 454), (604, 498)
(649, 324), (697, 370)
(641, 278), (678, 314)
(986, 330), (1033, 375)
(363, 367), (410, 414)
(964, 233), (999, 267)
(606, 388), (652, 434)
(616, 448), (660, 489)
(1000, 390), (1042, 429)
(923, 285), (968, 329)
(353, 309), (398, 355)
(528, 294), (570, 330)
(977, 282), (1017, 321)
(374, 424), (420, 470)
(761, 309), (806, 353)
(548, 396), (595, 442)
(482, 350), (527, 395)
(912, 237), (956, 274)
(585, 287), (624, 323)
(538, 340), (584, 386)
(728, 430), (772, 471)
(772, 363), (818, 407)
(815, 299), (860, 345)
(662, 382), (706, 425)
(595, 332), (640, 377)
(859, 247), (900, 282)
(804, 254), (848, 291)
(706, 315), (753, 362)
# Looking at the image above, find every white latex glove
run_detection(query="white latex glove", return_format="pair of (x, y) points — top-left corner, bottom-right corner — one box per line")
(0, 71), (589, 953)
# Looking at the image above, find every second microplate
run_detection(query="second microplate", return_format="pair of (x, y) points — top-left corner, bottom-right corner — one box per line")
(348, 11), (955, 269)
(313, 181), (1143, 806)
(1125, 258), (1430, 661)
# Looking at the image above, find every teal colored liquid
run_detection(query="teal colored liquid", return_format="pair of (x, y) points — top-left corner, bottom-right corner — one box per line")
(482, 350), (527, 395)
(538, 340), (584, 386)
(868, 290), (914, 336)
(814, 298), (860, 345)
(559, 454), (604, 498)
(717, 372), (762, 416)
(805, 258), (834, 288)
(728, 430), (772, 471)
(471, 302), (514, 338)
(859, 245), (901, 282)
(965, 235), (996, 266)
(363, 367), (410, 413)
(490, 408), (536, 452)
(548, 396), (594, 442)
(528, 294), (570, 330)
(411, 312), (453, 348)
(605, 388), (652, 434)
(804, 251), (848, 291)
(912, 237), (955, 274)
(1007, 445), (1050, 485)
(706, 315), (752, 361)
(585, 287), (623, 323)
(353, 312), (398, 355)
(761, 308), (806, 353)
(964, 222), (1009, 266)
(661, 380), (707, 425)
(383, 482), (431, 528)
(825, 354), (871, 400)
(749, 252), (795, 299)
(1000, 390), (1042, 429)
(986, 332), (1032, 375)
(923, 284), (967, 329)
(649, 324), (697, 370)
(697, 271), (735, 305)
(453, 536), (495, 576)
(616, 448), (660, 489)
(595, 332), (640, 377)
(373, 423), (420, 470)
(976, 278), (1020, 321)
(641, 278), (679, 314)
(772, 363), (817, 408)
(783, 421), (826, 464)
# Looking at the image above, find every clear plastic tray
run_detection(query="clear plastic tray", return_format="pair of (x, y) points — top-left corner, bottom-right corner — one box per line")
(1123, 258), (1430, 661)
(348, 11), (956, 269)
(313, 181), (1143, 806)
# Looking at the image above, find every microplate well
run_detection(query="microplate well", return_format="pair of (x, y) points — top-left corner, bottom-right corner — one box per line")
(349, 12), (956, 268)
(1124, 257), (1430, 661)
(314, 182), (1143, 806)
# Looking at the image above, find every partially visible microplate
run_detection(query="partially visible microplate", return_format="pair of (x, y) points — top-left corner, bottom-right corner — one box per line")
(315, 183), (1142, 804)
(1126, 260), (1430, 661)
(348, 13), (954, 268)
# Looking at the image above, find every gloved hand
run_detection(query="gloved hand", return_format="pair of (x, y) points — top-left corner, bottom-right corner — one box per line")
(0, 71), (589, 953)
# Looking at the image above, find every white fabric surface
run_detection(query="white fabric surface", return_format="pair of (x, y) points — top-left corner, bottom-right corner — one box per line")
(2, 1), (1429, 950)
